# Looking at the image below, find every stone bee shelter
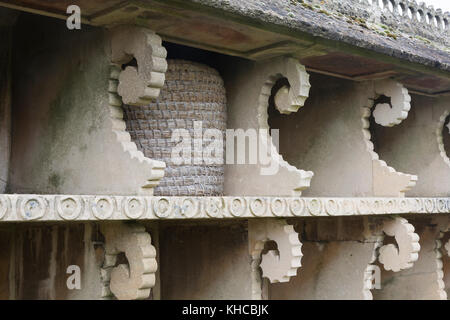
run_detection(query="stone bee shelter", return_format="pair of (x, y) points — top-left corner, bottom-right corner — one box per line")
(0, 0), (449, 300)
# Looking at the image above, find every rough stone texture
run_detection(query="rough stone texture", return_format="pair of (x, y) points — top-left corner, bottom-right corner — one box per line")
(180, 0), (450, 72)
(9, 14), (164, 195)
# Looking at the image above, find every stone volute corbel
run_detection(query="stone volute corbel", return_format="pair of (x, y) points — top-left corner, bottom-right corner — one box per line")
(105, 25), (167, 194)
(377, 217), (421, 272)
(110, 25), (167, 106)
(248, 219), (302, 299)
(361, 79), (417, 197)
(100, 222), (157, 300)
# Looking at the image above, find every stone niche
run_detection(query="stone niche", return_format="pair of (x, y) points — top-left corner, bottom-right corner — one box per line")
(371, 94), (450, 197)
(159, 221), (253, 299)
(371, 217), (447, 300)
(222, 60), (418, 197)
(8, 14), (165, 195)
(267, 216), (449, 300)
(268, 217), (375, 300)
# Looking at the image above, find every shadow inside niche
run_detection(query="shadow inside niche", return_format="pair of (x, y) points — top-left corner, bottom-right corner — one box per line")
(443, 115), (450, 159)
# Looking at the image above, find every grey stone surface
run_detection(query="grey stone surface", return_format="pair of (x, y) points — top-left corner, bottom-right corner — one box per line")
(178, 0), (450, 71)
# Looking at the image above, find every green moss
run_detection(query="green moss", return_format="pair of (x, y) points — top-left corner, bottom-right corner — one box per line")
(385, 31), (397, 39)
(319, 9), (330, 16)
(48, 173), (63, 189)
(415, 35), (432, 45)
(301, 2), (314, 10)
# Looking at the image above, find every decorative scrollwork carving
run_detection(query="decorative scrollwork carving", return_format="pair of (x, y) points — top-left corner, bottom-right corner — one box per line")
(436, 110), (450, 168)
(272, 58), (311, 115)
(249, 219), (302, 285)
(0, 195), (450, 221)
(109, 64), (166, 193)
(373, 80), (411, 127)
(100, 223), (157, 300)
(110, 26), (167, 106)
(361, 80), (417, 197)
(378, 217), (420, 272)
(256, 57), (313, 196)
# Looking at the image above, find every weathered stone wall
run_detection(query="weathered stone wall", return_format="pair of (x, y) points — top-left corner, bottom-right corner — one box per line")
(266, 73), (374, 197)
(0, 223), (103, 299)
(0, 26), (12, 193)
(269, 217), (375, 299)
(9, 15), (109, 194)
(159, 221), (252, 299)
(373, 94), (450, 196)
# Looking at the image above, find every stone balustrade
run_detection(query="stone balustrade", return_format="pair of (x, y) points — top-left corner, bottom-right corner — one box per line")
(304, 0), (449, 45)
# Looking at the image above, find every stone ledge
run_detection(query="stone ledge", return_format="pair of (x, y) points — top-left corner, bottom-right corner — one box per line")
(0, 194), (449, 221)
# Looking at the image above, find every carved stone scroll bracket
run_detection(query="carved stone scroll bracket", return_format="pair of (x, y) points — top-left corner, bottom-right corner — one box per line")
(434, 216), (450, 300)
(100, 222), (157, 300)
(225, 57), (313, 196)
(109, 65), (166, 192)
(272, 58), (311, 115)
(248, 219), (302, 299)
(257, 57), (313, 195)
(436, 110), (450, 168)
(377, 217), (420, 272)
(372, 80), (411, 127)
(110, 25), (167, 106)
(361, 80), (417, 197)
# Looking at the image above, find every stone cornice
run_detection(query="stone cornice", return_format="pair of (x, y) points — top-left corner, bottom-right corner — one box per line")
(1, 194), (450, 222)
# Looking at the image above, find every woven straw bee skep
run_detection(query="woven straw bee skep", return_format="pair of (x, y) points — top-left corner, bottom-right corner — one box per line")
(123, 60), (227, 196)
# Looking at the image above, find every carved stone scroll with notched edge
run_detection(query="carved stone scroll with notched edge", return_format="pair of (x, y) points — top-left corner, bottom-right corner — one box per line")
(378, 217), (420, 272)
(248, 219), (302, 299)
(363, 217), (420, 299)
(361, 79), (417, 197)
(100, 222), (157, 300)
(434, 216), (450, 300)
(109, 65), (166, 192)
(225, 57), (313, 196)
(110, 25), (168, 106)
(367, 217), (448, 300)
(378, 218), (420, 272)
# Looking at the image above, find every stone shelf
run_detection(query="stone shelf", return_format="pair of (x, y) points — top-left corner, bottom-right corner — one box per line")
(0, 194), (449, 222)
